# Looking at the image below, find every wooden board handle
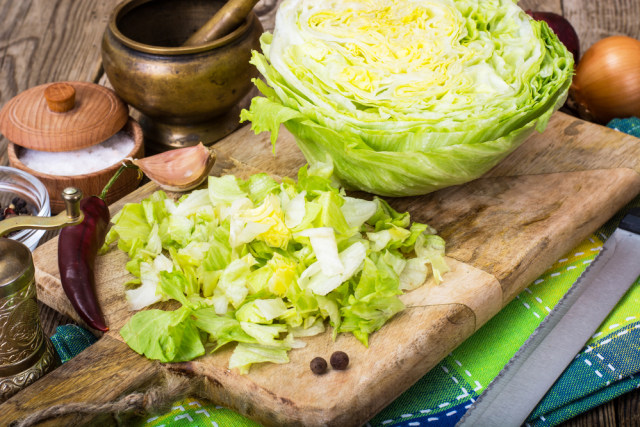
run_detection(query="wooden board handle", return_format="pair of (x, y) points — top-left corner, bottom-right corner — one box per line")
(1, 335), (161, 426)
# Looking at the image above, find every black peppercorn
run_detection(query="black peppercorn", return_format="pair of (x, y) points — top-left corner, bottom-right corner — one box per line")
(12, 197), (28, 214)
(1, 196), (31, 220)
(330, 351), (349, 370)
(310, 356), (328, 375)
(12, 197), (26, 210)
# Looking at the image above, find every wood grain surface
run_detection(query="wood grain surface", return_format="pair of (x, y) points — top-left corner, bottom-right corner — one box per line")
(1, 334), (163, 427)
(1, 0), (640, 425)
(0, 81), (128, 152)
(3, 110), (637, 427)
(0, 0), (117, 165)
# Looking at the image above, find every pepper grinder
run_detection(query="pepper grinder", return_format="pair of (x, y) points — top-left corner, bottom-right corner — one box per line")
(0, 188), (84, 402)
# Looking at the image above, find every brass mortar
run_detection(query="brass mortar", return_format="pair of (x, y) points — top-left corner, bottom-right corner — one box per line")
(101, 0), (263, 153)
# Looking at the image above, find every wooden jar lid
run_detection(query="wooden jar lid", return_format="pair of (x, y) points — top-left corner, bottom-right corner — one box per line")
(0, 81), (128, 152)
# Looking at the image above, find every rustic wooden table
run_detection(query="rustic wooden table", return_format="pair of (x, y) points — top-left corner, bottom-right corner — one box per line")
(1, 0), (639, 426)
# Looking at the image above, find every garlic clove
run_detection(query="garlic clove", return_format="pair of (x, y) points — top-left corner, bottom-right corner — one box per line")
(132, 143), (216, 192)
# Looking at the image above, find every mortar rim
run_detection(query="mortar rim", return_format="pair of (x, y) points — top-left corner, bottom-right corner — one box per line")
(108, 0), (256, 55)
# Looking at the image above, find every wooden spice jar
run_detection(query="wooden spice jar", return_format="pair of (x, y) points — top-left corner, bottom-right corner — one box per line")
(0, 82), (144, 213)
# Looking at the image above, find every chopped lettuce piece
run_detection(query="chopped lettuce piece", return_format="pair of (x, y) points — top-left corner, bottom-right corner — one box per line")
(237, 194), (291, 249)
(283, 190), (307, 228)
(229, 342), (290, 375)
(341, 196), (377, 229)
(110, 168), (448, 371)
(236, 298), (289, 324)
(107, 203), (151, 253)
(208, 175), (248, 205)
(244, 173), (280, 205)
(193, 307), (256, 349)
(240, 322), (289, 346)
(295, 227), (343, 276)
(125, 254), (173, 310)
(217, 254), (257, 308)
(289, 317), (325, 338)
(120, 306), (204, 363)
(399, 258), (430, 291)
(299, 241), (367, 296)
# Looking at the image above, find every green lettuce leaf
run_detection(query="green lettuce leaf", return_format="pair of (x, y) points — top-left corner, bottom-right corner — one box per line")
(240, 0), (573, 197)
(120, 306), (204, 363)
(228, 342), (290, 375)
(114, 167), (449, 373)
(193, 307), (256, 350)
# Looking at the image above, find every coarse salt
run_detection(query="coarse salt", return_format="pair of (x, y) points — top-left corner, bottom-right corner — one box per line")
(19, 131), (135, 176)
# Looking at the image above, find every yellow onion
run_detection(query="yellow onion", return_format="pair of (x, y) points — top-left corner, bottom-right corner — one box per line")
(132, 143), (216, 192)
(571, 35), (640, 124)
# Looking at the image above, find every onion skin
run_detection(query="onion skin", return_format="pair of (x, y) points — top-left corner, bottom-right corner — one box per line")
(571, 36), (640, 124)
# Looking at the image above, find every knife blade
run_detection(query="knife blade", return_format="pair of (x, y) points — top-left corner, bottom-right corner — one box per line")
(457, 207), (640, 427)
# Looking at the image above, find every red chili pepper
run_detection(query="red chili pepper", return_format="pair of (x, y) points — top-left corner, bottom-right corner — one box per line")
(57, 164), (137, 332)
(58, 196), (110, 331)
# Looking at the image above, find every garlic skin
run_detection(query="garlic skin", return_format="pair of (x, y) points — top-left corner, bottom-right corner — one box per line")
(132, 143), (216, 192)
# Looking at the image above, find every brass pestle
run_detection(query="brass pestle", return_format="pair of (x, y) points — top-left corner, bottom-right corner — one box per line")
(182, 0), (261, 46)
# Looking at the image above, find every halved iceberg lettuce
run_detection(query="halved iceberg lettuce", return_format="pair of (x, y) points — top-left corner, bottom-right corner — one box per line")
(241, 0), (574, 196)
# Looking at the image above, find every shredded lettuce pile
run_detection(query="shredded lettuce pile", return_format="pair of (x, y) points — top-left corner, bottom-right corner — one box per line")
(106, 167), (448, 373)
(240, 0), (574, 196)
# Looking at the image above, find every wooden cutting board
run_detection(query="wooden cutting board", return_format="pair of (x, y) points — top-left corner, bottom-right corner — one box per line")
(3, 111), (640, 427)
